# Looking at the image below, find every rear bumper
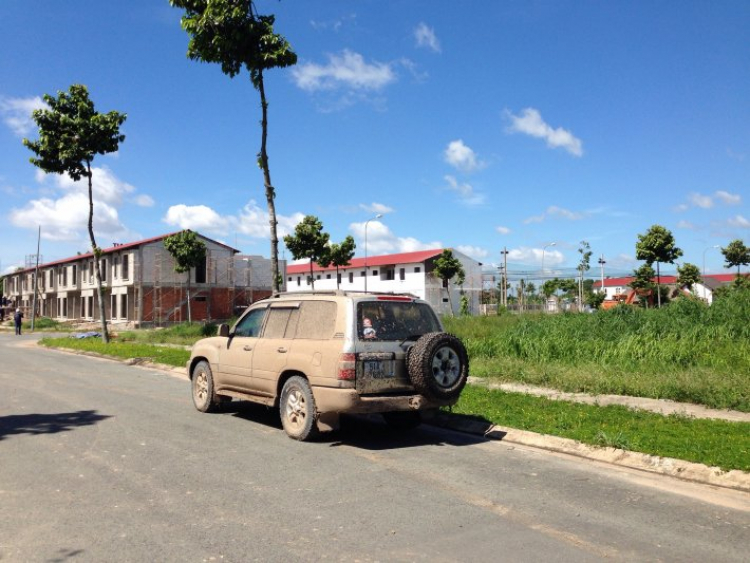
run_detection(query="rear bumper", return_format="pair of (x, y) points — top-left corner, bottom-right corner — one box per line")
(312, 386), (454, 414)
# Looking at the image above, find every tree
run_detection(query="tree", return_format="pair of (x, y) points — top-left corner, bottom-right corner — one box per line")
(432, 249), (465, 316)
(24, 84), (126, 343)
(635, 224), (682, 307)
(164, 230), (207, 323)
(577, 240), (592, 309)
(721, 239), (750, 277)
(541, 278), (559, 298)
(328, 236), (356, 289)
(283, 215), (331, 290)
(171, 0), (297, 294)
(676, 262), (702, 290)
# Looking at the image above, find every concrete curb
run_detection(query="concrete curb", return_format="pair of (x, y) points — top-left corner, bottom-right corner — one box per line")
(429, 414), (750, 493)
(37, 343), (750, 493)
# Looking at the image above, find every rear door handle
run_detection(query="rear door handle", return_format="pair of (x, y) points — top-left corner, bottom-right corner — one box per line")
(243, 345), (253, 351)
(277, 347), (288, 353)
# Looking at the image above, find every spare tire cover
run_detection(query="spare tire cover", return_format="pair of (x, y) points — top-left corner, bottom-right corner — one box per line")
(407, 332), (469, 401)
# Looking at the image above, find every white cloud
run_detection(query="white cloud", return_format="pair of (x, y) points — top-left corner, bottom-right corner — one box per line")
(134, 194), (155, 207)
(360, 202), (394, 215)
(10, 192), (128, 242)
(673, 203), (689, 213)
(715, 190), (742, 205)
(444, 175), (485, 206)
(496, 226), (511, 235)
(677, 220), (697, 230)
(444, 139), (482, 172)
(41, 166), (136, 206)
(689, 193), (714, 209)
(292, 50), (396, 92)
(456, 245), (488, 260)
(414, 22), (441, 53)
(349, 220), (441, 256)
(0, 95), (46, 136)
(523, 205), (584, 224)
(505, 108), (583, 157)
(727, 215), (750, 229)
(508, 246), (564, 267)
(163, 200), (305, 241)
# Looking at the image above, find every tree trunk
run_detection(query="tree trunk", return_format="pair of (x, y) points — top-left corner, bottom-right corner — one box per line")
(186, 272), (192, 323)
(257, 69), (280, 293)
(656, 261), (662, 308)
(86, 162), (109, 343)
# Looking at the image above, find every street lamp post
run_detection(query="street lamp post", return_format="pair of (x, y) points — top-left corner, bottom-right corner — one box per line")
(541, 242), (556, 312)
(500, 247), (509, 307)
(364, 214), (383, 293)
(598, 254), (606, 298)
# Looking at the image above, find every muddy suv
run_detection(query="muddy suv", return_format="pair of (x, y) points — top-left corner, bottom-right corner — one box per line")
(187, 291), (469, 440)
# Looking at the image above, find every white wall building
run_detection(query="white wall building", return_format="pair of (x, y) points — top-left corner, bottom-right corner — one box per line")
(285, 248), (483, 316)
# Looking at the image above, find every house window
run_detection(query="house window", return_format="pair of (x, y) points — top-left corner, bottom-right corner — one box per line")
(349, 272), (354, 283)
(288, 277), (292, 282)
(48, 270), (54, 288)
(62, 268), (68, 287)
(101, 259), (107, 282)
(111, 295), (117, 320)
(372, 270), (378, 276)
(195, 255), (207, 284)
(337, 273), (342, 285)
(326, 274), (331, 279)
(316, 274), (321, 280)
(386, 269), (394, 280)
(89, 261), (94, 283)
(415, 267), (421, 273)
(297, 276), (301, 286)
(120, 294), (128, 320)
(122, 254), (130, 280)
(361, 271), (365, 277)
(399, 268), (405, 281)
(113, 256), (119, 279)
(72, 265), (77, 284)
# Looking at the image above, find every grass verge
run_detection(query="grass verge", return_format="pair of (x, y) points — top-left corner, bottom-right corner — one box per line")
(40, 337), (190, 368)
(451, 385), (750, 472)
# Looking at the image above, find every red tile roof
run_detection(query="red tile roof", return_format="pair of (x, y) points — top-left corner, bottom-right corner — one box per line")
(593, 273), (742, 288)
(286, 248), (444, 275)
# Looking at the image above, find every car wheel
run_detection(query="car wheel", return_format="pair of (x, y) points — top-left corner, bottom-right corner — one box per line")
(191, 360), (221, 413)
(279, 376), (318, 441)
(382, 411), (422, 431)
(407, 332), (469, 401)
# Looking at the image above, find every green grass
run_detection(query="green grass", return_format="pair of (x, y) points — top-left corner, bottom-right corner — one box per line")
(451, 385), (750, 472)
(444, 290), (750, 411)
(39, 337), (190, 367)
(115, 322), (219, 345)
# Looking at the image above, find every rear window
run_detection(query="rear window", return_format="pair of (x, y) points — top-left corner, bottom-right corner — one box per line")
(295, 301), (337, 339)
(357, 301), (440, 341)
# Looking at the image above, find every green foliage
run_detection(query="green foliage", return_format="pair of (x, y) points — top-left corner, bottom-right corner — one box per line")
(451, 386), (750, 471)
(283, 215), (331, 288)
(443, 289), (750, 411)
(676, 262), (702, 289)
(433, 249), (466, 316)
(460, 293), (470, 316)
(328, 236), (356, 288)
(170, 0), (297, 86)
(163, 230), (207, 274)
(23, 84), (126, 181)
(721, 239), (750, 276)
(635, 224), (683, 266)
(630, 263), (655, 290)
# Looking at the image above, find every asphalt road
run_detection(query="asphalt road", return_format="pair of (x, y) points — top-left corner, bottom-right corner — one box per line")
(1, 333), (748, 562)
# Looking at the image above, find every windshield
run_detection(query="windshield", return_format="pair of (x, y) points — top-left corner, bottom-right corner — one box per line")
(357, 300), (441, 341)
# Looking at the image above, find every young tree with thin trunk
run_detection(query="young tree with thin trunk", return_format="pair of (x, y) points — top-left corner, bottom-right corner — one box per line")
(283, 216), (331, 290)
(721, 239), (750, 278)
(577, 240), (592, 309)
(171, 0), (297, 293)
(24, 84), (126, 343)
(676, 262), (702, 290)
(635, 224), (683, 307)
(433, 249), (465, 316)
(328, 236), (356, 289)
(164, 230), (207, 323)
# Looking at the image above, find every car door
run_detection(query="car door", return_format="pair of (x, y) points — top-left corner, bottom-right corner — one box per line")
(250, 302), (300, 396)
(219, 305), (267, 391)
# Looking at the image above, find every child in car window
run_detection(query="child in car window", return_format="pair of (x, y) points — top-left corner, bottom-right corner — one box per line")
(362, 317), (376, 339)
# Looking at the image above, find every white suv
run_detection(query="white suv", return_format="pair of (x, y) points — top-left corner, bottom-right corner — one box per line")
(187, 291), (469, 440)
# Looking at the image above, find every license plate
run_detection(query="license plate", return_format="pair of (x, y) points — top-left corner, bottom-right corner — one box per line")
(364, 360), (394, 379)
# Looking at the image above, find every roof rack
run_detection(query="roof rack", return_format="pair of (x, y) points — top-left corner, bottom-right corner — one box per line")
(270, 290), (420, 299)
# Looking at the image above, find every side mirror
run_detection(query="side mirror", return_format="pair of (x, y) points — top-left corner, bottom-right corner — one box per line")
(218, 323), (230, 338)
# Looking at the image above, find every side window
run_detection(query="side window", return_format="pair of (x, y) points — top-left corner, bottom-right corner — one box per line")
(263, 308), (294, 339)
(233, 307), (266, 337)
(294, 301), (337, 339)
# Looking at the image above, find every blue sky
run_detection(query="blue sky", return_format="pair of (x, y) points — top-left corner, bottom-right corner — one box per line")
(1, 0), (748, 281)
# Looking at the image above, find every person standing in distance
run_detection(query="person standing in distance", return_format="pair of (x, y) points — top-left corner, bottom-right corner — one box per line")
(14, 308), (23, 335)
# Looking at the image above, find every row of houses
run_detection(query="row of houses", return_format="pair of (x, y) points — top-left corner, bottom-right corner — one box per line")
(1, 232), (280, 327)
(593, 274), (741, 306)
(1, 232), (483, 326)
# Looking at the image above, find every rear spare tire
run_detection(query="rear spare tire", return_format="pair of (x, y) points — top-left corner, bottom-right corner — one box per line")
(407, 332), (469, 401)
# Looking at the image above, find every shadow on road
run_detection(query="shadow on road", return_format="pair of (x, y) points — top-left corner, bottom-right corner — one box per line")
(220, 401), (492, 450)
(0, 410), (112, 441)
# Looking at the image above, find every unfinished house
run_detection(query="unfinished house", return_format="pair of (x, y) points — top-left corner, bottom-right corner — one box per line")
(4, 231), (282, 327)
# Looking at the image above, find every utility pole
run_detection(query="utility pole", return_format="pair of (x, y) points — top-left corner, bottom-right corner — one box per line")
(500, 247), (509, 307)
(598, 255), (606, 300)
(31, 226), (41, 331)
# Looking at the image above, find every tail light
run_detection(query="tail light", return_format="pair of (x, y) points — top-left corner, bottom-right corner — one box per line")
(337, 353), (356, 380)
